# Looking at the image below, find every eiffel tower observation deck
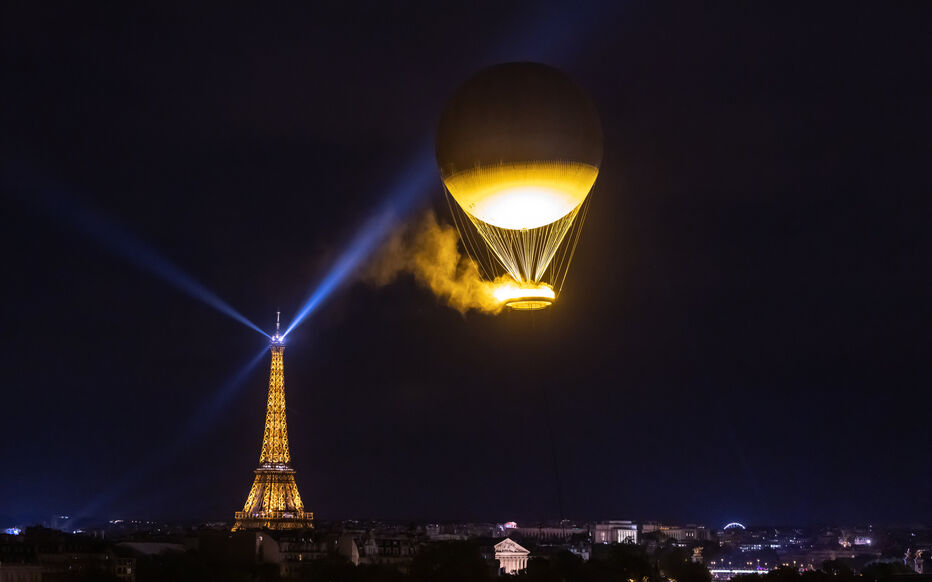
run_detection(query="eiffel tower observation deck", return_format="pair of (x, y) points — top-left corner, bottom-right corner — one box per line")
(232, 313), (313, 531)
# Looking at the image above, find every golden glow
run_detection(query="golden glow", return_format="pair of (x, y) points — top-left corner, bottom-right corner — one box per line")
(259, 345), (290, 465)
(232, 344), (313, 531)
(468, 205), (580, 284)
(492, 281), (555, 310)
(444, 161), (598, 230)
(443, 161), (597, 287)
(233, 469), (312, 531)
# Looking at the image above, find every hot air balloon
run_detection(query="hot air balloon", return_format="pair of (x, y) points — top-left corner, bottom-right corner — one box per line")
(436, 62), (603, 310)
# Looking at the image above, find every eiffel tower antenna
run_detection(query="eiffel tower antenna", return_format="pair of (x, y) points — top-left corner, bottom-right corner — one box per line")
(232, 313), (313, 531)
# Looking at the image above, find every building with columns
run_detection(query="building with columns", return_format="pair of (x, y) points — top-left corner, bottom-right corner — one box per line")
(594, 520), (638, 544)
(642, 523), (710, 542)
(494, 538), (530, 575)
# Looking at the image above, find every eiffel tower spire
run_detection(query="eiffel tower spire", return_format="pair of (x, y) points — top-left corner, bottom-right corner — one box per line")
(259, 311), (291, 465)
(232, 314), (313, 531)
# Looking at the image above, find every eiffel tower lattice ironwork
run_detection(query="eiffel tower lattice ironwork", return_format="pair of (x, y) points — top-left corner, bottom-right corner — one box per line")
(232, 313), (313, 531)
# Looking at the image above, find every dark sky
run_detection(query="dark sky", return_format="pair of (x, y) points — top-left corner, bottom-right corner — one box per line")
(3, 3), (930, 528)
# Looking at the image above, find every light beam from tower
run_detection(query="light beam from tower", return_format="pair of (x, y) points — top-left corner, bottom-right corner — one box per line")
(5, 163), (269, 338)
(281, 144), (435, 338)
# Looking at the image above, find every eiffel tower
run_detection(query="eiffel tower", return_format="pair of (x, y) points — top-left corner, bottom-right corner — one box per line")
(232, 313), (313, 531)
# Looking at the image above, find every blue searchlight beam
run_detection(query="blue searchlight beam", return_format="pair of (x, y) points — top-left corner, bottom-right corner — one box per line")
(282, 144), (435, 337)
(6, 164), (268, 338)
(72, 343), (269, 521)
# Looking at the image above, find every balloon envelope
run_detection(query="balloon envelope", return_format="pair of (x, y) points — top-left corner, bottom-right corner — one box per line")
(436, 63), (602, 305)
(437, 62), (603, 230)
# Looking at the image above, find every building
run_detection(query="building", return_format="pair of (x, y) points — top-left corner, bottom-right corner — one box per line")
(0, 528), (135, 581)
(510, 525), (589, 541)
(357, 533), (419, 568)
(232, 315), (313, 531)
(594, 521), (638, 544)
(642, 523), (710, 543)
(426, 523), (494, 541)
(0, 564), (43, 582)
(495, 538), (530, 575)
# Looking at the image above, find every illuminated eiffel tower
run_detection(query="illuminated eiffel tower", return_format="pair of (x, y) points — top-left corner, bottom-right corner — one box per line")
(232, 313), (313, 531)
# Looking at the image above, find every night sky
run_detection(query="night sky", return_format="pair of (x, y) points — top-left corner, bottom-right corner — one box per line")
(3, 3), (930, 528)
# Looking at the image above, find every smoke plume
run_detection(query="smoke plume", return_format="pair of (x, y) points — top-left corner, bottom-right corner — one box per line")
(366, 211), (506, 314)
